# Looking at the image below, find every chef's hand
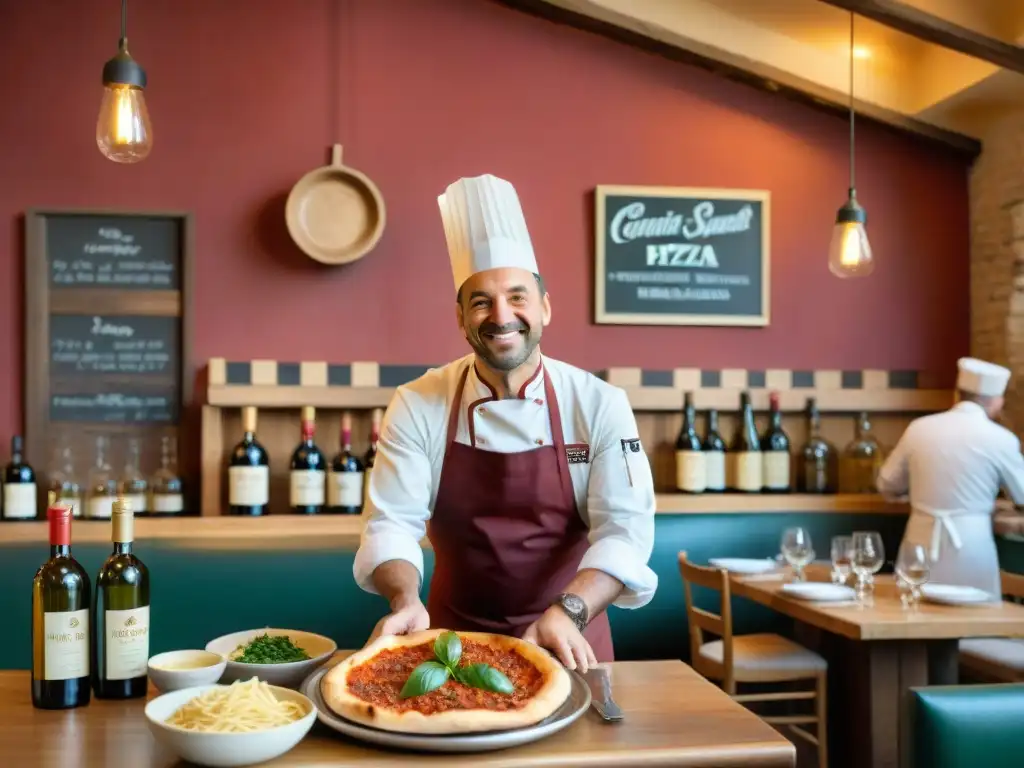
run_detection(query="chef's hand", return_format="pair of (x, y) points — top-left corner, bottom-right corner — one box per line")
(367, 596), (430, 645)
(522, 606), (597, 674)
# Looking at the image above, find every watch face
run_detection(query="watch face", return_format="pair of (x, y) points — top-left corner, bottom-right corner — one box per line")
(561, 594), (586, 615)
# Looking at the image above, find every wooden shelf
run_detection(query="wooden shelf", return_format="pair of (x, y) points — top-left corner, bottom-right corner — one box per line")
(0, 495), (907, 546)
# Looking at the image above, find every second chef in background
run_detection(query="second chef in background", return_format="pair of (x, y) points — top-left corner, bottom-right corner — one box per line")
(353, 173), (658, 671)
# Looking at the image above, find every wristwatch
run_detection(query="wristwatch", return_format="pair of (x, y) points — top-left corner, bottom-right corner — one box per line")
(553, 593), (589, 633)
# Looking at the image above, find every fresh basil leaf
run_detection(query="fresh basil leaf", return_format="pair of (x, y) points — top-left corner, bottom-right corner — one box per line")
(434, 630), (462, 668)
(457, 662), (514, 694)
(399, 661), (451, 698)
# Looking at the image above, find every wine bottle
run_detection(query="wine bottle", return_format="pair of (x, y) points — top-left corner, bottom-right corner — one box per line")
(798, 398), (837, 493)
(363, 409), (381, 510)
(47, 443), (82, 519)
(729, 392), (762, 492)
(290, 406), (326, 514)
(760, 391), (791, 493)
(674, 392), (706, 493)
(31, 504), (91, 709)
(228, 406), (270, 516)
(117, 438), (148, 515)
(328, 411), (364, 514)
(86, 435), (117, 520)
(93, 497), (150, 699)
(703, 409), (726, 493)
(150, 435), (184, 515)
(3, 435), (37, 520)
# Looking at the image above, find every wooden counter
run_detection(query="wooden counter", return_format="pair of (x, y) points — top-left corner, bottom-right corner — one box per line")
(0, 494), (906, 546)
(0, 660), (795, 767)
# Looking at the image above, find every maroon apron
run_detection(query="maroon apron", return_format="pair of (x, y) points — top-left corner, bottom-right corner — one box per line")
(426, 363), (614, 662)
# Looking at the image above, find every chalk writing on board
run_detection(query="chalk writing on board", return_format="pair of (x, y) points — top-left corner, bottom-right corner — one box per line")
(50, 314), (178, 376)
(51, 392), (177, 424)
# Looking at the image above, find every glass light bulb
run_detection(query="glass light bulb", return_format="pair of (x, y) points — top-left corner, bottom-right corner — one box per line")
(96, 84), (152, 163)
(828, 220), (874, 277)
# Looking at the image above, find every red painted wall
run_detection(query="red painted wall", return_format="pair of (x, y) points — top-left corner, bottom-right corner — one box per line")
(0, 0), (970, 444)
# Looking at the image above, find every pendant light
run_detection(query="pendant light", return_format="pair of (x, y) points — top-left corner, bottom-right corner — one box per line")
(96, 0), (152, 163)
(828, 12), (873, 278)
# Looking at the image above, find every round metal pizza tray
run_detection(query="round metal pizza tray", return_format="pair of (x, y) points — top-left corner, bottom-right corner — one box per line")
(300, 664), (591, 753)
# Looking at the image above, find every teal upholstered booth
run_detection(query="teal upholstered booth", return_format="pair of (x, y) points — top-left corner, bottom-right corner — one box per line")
(911, 683), (1024, 768)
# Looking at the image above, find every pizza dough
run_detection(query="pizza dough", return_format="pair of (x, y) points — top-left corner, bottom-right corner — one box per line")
(320, 629), (572, 734)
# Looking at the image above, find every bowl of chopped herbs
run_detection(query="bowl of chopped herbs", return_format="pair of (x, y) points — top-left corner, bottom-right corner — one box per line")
(206, 628), (337, 689)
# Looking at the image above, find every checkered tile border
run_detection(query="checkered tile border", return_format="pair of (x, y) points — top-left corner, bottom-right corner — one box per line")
(208, 359), (931, 391)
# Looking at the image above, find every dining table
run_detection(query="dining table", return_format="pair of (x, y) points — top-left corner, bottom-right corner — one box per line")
(0, 657), (796, 767)
(729, 565), (1024, 768)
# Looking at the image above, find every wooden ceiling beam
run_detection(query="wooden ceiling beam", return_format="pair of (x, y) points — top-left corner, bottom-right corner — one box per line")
(818, 0), (1024, 75)
(491, 0), (981, 158)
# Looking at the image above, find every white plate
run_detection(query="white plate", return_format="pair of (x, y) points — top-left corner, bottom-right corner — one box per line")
(708, 558), (780, 574)
(780, 582), (857, 602)
(920, 584), (998, 606)
(300, 664), (591, 753)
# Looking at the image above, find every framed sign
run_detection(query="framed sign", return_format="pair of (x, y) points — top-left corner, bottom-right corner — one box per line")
(594, 185), (770, 326)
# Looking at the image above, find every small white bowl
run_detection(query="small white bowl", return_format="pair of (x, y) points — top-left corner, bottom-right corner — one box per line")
(205, 628), (337, 689)
(144, 683), (316, 768)
(148, 650), (227, 693)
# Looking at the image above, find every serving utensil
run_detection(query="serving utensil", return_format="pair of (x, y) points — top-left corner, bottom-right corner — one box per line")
(584, 665), (623, 722)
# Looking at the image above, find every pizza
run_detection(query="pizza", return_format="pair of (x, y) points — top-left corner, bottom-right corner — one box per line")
(320, 628), (572, 734)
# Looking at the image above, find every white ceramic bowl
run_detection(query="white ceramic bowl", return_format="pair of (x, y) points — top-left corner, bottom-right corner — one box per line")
(148, 650), (227, 693)
(144, 683), (316, 768)
(205, 628), (337, 689)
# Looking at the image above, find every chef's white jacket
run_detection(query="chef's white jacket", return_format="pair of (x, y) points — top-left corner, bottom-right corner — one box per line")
(352, 353), (659, 609)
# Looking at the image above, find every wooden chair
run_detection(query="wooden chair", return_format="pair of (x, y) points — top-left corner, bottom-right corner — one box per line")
(678, 551), (829, 768)
(959, 570), (1024, 683)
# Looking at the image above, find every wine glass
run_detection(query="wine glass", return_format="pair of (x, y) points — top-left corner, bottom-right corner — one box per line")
(895, 541), (930, 610)
(781, 527), (815, 582)
(851, 531), (885, 604)
(830, 535), (853, 585)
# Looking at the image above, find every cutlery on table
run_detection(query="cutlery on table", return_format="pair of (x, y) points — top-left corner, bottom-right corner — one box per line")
(584, 664), (623, 722)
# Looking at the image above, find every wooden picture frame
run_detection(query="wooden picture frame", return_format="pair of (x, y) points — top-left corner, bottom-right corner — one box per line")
(594, 185), (771, 327)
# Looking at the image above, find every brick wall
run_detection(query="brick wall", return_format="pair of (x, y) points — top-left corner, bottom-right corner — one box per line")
(969, 109), (1024, 437)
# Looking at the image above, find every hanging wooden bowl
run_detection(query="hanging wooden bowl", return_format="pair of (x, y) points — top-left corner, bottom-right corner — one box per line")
(285, 144), (386, 265)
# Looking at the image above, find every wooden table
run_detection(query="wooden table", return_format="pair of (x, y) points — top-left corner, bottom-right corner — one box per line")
(731, 570), (1024, 768)
(0, 660), (795, 767)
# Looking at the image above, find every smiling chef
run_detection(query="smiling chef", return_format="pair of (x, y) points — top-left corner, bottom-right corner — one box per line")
(352, 173), (657, 673)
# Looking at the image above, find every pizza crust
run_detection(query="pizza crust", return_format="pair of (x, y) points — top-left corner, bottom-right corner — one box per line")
(321, 629), (573, 734)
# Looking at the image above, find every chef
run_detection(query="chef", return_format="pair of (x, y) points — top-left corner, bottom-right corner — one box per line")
(877, 357), (1024, 595)
(352, 173), (657, 672)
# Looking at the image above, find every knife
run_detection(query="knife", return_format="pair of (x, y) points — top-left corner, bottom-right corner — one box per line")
(583, 664), (623, 722)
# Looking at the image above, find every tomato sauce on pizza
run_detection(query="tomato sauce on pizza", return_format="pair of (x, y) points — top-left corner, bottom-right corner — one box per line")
(346, 639), (544, 714)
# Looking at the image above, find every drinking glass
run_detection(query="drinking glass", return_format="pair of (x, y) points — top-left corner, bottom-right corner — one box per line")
(851, 531), (885, 603)
(781, 527), (815, 582)
(830, 535), (853, 585)
(895, 541), (930, 610)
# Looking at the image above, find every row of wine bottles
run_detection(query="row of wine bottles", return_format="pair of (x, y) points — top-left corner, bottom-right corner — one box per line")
(228, 406), (382, 515)
(674, 392), (885, 494)
(32, 500), (150, 710)
(1, 433), (184, 521)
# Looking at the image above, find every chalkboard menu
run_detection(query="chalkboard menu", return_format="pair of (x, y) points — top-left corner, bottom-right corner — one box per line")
(23, 209), (194, 514)
(594, 185), (770, 326)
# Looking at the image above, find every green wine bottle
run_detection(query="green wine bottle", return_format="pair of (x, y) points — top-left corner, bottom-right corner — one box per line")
(31, 504), (91, 709)
(93, 497), (150, 699)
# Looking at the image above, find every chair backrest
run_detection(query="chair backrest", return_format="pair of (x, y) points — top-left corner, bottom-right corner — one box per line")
(677, 551), (734, 675)
(911, 683), (1024, 768)
(1001, 570), (1024, 601)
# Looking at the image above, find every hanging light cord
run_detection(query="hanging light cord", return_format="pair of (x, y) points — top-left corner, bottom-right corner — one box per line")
(848, 11), (855, 194)
(121, 0), (128, 41)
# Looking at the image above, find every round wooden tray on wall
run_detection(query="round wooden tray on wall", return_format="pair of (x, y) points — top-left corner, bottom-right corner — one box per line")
(285, 144), (386, 266)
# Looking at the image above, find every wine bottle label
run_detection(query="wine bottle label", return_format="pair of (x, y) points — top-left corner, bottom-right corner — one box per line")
(730, 452), (763, 491)
(152, 493), (184, 513)
(43, 609), (89, 681)
(229, 466), (269, 506)
(705, 452), (726, 490)
(88, 495), (115, 519)
(291, 469), (326, 506)
(105, 606), (150, 680)
(674, 451), (707, 492)
(327, 470), (364, 507)
(763, 453), (791, 489)
(2, 482), (36, 519)
(122, 493), (147, 514)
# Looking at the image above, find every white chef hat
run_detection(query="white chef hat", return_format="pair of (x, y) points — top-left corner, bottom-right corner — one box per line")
(437, 174), (539, 293)
(957, 357), (1011, 397)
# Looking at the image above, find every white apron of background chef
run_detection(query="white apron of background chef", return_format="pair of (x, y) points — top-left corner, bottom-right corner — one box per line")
(351, 172), (659, 627)
(877, 357), (1024, 596)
